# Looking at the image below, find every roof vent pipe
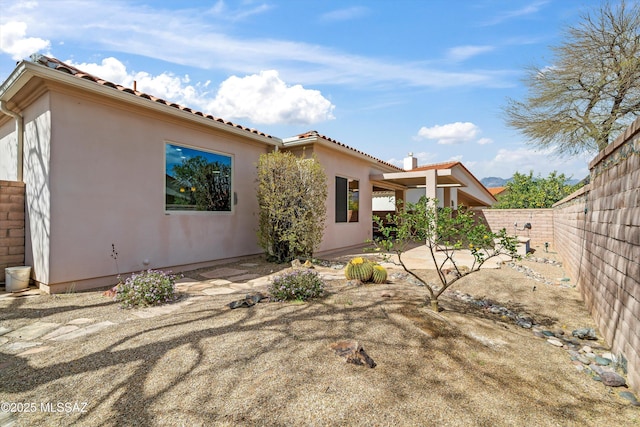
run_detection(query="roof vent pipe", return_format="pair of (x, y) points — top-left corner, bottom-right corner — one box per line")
(0, 100), (24, 181)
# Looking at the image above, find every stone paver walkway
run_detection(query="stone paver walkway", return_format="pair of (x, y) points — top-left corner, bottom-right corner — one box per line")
(0, 248), (508, 361)
(0, 261), (295, 359)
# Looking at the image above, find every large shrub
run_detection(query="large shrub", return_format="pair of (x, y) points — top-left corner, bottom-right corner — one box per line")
(115, 269), (179, 308)
(269, 270), (325, 301)
(257, 151), (327, 263)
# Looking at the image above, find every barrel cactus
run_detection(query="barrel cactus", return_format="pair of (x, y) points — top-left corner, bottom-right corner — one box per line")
(371, 264), (388, 284)
(345, 257), (374, 281)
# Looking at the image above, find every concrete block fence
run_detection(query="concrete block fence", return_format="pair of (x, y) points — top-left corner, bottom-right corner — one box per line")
(477, 208), (554, 249)
(552, 117), (640, 393)
(0, 180), (26, 281)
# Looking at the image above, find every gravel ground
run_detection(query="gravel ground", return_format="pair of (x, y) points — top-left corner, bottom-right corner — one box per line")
(1, 251), (638, 426)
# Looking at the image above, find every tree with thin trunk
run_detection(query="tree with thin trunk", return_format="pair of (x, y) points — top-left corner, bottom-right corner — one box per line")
(371, 197), (518, 311)
(504, 0), (640, 156)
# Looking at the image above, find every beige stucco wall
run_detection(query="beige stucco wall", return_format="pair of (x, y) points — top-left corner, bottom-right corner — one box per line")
(28, 86), (271, 291)
(305, 143), (375, 254)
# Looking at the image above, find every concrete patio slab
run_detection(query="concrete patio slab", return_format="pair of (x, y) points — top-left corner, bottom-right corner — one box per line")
(206, 279), (233, 286)
(229, 283), (252, 291)
(50, 321), (116, 341)
(18, 345), (51, 356)
(67, 318), (95, 325)
(6, 322), (60, 340)
(228, 273), (261, 282)
(42, 325), (80, 340)
(201, 287), (237, 296)
(201, 268), (248, 279)
(3, 341), (42, 353)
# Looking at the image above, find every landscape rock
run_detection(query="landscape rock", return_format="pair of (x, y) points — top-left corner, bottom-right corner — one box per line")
(572, 327), (597, 340)
(599, 371), (626, 387)
(329, 340), (376, 368)
(620, 391), (640, 406)
(547, 338), (564, 347)
(228, 292), (268, 309)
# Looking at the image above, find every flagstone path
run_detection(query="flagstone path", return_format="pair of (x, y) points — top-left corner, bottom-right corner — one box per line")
(0, 261), (347, 361)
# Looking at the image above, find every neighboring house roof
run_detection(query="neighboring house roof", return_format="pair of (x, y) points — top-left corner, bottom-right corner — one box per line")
(488, 186), (507, 196)
(371, 161), (497, 207)
(283, 130), (403, 172)
(2, 54), (276, 142)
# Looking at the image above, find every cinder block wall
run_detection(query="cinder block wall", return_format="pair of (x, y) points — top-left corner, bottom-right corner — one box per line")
(552, 186), (589, 286)
(554, 118), (640, 392)
(0, 180), (26, 281)
(477, 209), (555, 248)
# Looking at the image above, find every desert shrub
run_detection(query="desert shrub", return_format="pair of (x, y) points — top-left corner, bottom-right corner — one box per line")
(257, 151), (327, 263)
(269, 269), (325, 301)
(115, 269), (179, 308)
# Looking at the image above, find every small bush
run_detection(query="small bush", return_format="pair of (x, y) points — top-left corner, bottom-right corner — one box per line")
(269, 269), (325, 301)
(115, 269), (179, 308)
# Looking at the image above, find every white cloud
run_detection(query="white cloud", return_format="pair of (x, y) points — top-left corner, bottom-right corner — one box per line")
(66, 57), (334, 126)
(209, 70), (335, 125)
(477, 137), (493, 145)
(0, 21), (50, 60)
(482, 0), (549, 26)
(447, 45), (494, 62)
(416, 122), (480, 144)
(321, 7), (369, 22)
(470, 146), (590, 179)
(0, 1), (514, 89)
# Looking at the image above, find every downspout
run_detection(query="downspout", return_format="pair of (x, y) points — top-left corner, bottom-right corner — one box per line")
(0, 101), (23, 181)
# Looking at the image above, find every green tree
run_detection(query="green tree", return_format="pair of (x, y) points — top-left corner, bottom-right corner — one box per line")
(492, 171), (579, 209)
(257, 151), (327, 263)
(371, 197), (518, 312)
(172, 156), (231, 211)
(504, 1), (640, 155)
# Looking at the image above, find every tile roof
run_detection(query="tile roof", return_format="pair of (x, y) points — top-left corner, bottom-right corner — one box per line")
(292, 130), (403, 171)
(488, 186), (507, 196)
(409, 161), (460, 171)
(30, 54), (274, 139)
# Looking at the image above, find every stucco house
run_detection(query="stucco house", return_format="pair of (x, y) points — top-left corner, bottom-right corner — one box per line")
(0, 55), (494, 293)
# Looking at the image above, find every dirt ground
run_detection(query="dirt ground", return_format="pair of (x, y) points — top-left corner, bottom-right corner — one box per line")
(1, 249), (638, 426)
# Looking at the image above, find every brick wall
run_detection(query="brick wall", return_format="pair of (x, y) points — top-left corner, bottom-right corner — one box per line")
(477, 208), (555, 249)
(554, 118), (640, 392)
(0, 180), (26, 281)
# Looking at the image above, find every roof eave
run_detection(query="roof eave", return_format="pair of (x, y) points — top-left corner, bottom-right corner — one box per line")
(0, 61), (283, 146)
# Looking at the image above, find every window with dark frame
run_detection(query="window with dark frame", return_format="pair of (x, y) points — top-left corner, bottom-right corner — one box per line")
(335, 177), (359, 223)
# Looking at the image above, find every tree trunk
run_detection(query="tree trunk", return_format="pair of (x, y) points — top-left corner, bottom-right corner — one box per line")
(430, 299), (439, 312)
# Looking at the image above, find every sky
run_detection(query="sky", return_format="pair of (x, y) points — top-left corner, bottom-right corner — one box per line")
(0, 0), (608, 180)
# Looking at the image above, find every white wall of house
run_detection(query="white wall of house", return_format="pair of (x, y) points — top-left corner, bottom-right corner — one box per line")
(0, 121), (18, 181)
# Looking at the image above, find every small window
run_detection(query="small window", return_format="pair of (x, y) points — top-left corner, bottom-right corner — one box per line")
(165, 143), (232, 212)
(335, 177), (359, 223)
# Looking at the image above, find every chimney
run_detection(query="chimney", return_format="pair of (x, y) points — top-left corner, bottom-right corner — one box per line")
(403, 153), (417, 170)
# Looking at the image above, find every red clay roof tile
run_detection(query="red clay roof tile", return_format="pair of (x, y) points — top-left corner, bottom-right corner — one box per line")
(31, 54), (274, 139)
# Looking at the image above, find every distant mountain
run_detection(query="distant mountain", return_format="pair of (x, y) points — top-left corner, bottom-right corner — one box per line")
(480, 177), (509, 187)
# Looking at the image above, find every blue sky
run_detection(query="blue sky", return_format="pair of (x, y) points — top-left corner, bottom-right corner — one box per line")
(0, 0), (605, 180)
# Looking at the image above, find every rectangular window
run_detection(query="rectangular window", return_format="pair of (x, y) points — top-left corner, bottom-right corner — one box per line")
(165, 143), (232, 212)
(335, 177), (359, 223)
